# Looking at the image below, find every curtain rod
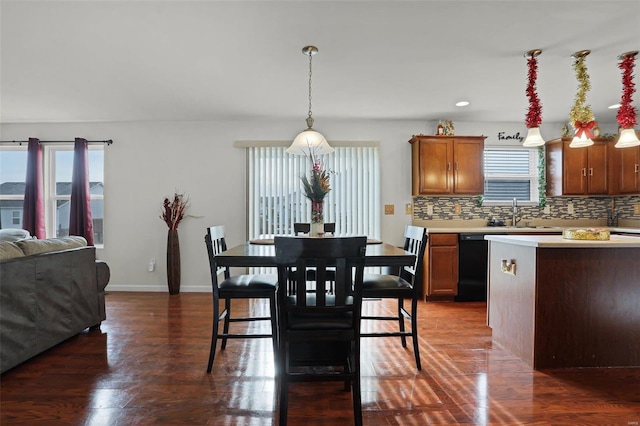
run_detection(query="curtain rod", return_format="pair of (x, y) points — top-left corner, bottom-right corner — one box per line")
(0, 139), (113, 146)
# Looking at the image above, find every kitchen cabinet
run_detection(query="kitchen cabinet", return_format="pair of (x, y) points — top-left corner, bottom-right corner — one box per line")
(545, 137), (615, 196)
(423, 233), (458, 300)
(410, 135), (486, 195)
(617, 145), (640, 194)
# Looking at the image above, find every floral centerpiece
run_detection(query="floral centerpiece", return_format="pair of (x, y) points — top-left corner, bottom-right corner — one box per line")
(160, 192), (189, 295)
(300, 155), (331, 235)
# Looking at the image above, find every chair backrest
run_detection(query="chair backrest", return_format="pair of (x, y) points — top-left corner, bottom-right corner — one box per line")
(401, 226), (428, 285)
(204, 226), (230, 291)
(323, 222), (336, 234)
(293, 223), (311, 235)
(274, 236), (367, 323)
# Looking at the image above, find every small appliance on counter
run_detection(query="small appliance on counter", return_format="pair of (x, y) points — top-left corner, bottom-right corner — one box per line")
(487, 217), (505, 227)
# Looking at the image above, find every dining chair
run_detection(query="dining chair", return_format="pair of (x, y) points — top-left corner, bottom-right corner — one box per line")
(293, 223), (310, 235)
(274, 236), (367, 426)
(293, 222), (335, 235)
(360, 225), (427, 370)
(204, 226), (278, 373)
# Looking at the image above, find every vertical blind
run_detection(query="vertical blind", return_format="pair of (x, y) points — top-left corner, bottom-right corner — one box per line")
(247, 146), (381, 239)
(483, 148), (538, 201)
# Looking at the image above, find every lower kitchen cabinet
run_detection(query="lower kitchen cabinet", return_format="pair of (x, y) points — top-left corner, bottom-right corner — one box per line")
(423, 233), (458, 300)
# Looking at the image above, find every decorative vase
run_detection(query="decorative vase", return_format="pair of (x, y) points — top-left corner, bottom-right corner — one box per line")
(311, 199), (324, 237)
(167, 229), (181, 295)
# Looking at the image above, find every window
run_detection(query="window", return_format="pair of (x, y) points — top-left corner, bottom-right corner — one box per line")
(0, 147), (28, 229)
(247, 146), (381, 240)
(0, 144), (104, 245)
(484, 147), (539, 204)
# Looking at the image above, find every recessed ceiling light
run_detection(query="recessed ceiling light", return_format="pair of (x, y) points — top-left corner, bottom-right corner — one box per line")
(608, 103), (621, 109)
(456, 101), (470, 107)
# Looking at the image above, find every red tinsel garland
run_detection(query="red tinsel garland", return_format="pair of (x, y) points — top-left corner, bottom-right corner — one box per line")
(525, 55), (543, 128)
(616, 55), (637, 129)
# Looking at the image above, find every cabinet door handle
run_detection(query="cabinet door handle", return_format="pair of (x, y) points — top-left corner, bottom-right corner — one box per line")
(582, 168), (587, 176)
(454, 162), (458, 171)
(447, 162), (451, 171)
(589, 168), (593, 176)
(635, 164), (639, 173)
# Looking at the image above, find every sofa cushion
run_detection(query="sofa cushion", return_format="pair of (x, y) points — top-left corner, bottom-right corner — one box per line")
(0, 229), (31, 243)
(16, 236), (87, 256)
(0, 242), (25, 260)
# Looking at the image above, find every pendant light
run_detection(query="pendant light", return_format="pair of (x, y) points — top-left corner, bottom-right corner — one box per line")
(569, 50), (596, 148)
(286, 46), (334, 156)
(522, 49), (545, 147)
(614, 51), (640, 148)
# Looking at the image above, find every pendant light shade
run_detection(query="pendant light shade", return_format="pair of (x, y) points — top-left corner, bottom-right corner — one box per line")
(522, 127), (545, 147)
(286, 46), (333, 156)
(569, 133), (594, 148)
(615, 128), (640, 148)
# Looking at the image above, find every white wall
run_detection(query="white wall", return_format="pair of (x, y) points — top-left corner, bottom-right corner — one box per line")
(2, 118), (617, 292)
(1, 118), (424, 291)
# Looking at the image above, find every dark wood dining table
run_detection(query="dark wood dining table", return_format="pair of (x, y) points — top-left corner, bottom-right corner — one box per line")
(215, 238), (415, 268)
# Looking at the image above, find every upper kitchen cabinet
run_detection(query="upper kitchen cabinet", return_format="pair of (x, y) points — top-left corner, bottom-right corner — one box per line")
(409, 135), (486, 196)
(546, 137), (615, 196)
(617, 145), (640, 194)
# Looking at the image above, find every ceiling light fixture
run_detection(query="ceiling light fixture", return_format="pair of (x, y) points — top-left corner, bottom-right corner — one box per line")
(608, 104), (621, 109)
(286, 46), (334, 156)
(522, 49), (545, 147)
(569, 50), (596, 148)
(614, 50), (640, 148)
(455, 101), (470, 107)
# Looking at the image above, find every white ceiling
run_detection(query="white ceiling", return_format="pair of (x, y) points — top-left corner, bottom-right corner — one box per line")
(1, 0), (639, 126)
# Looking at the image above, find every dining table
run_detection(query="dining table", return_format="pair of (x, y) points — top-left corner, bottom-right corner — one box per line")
(214, 237), (416, 269)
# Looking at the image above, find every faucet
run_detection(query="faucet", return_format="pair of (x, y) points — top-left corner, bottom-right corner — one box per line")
(511, 198), (521, 227)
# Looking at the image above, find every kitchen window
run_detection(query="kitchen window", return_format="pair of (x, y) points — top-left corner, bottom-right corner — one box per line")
(483, 147), (539, 205)
(246, 145), (381, 240)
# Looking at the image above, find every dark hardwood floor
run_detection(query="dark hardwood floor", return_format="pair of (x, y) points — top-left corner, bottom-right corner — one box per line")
(1, 292), (639, 425)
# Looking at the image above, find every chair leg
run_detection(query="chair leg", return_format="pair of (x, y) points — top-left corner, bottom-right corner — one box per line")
(398, 298), (407, 348)
(278, 342), (289, 426)
(221, 298), (231, 349)
(352, 342), (363, 426)
(411, 296), (422, 371)
(269, 293), (279, 375)
(207, 297), (220, 373)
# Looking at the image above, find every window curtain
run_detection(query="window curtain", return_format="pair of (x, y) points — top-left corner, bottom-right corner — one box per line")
(69, 138), (94, 245)
(22, 138), (46, 238)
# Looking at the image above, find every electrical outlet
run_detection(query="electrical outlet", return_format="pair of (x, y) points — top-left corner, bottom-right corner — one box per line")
(567, 202), (574, 215)
(148, 258), (156, 272)
(543, 205), (551, 215)
(384, 204), (394, 215)
(634, 204), (640, 215)
(427, 205), (434, 216)
(405, 203), (412, 215)
(454, 203), (461, 215)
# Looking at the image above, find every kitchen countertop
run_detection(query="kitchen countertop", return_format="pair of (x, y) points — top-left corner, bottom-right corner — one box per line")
(422, 226), (640, 234)
(411, 219), (640, 235)
(485, 234), (640, 248)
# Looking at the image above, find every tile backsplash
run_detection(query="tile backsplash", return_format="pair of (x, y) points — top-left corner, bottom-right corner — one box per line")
(413, 195), (640, 224)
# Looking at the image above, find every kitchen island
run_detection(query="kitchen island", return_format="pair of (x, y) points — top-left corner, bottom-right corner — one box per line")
(485, 234), (640, 369)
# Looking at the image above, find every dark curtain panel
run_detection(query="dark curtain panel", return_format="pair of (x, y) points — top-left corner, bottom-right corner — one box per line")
(22, 138), (46, 238)
(69, 138), (94, 245)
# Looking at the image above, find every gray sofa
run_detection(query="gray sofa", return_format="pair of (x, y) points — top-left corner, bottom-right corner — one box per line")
(0, 233), (110, 374)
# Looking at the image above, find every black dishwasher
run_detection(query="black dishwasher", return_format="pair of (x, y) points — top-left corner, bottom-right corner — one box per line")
(455, 233), (489, 302)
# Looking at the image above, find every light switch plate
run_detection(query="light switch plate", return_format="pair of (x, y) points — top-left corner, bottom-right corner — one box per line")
(634, 204), (640, 215)
(567, 202), (574, 214)
(427, 205), (434, 215)
(454, 203), (461, 215)
(405, 203), (412, 215)
(384, 204), (394, 215)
